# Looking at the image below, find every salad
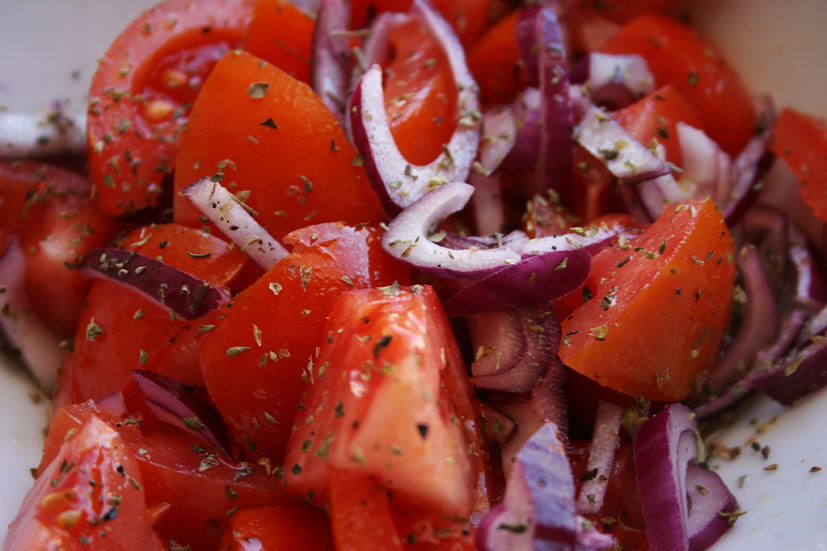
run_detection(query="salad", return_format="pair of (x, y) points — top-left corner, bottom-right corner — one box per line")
(1, 0), (826, 550)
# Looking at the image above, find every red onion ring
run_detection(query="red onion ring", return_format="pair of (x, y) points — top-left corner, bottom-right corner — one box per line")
(311, 0), (351, 124)
(575, 400), (623, 516)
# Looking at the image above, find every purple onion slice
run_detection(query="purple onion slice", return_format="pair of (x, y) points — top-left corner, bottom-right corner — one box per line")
(80, 247), (229, 321)
(476, 423), (580, 551)
(443, 248), (590, 316)
(706, 245), (780, 394)
(575, 400), (623, 516)
(131, 370), (232, 458)
(788, 221), (827, 313)
(470, 105), (517, 235)
(381, 182), (619, 278)
(0, 109), (86, 159)
(468, 306), (558, 392)
(574, 105), (672, 186)
(181, 177), (289, 270)
(0, 237), (61, 392)
(479, 402), (517, 445)
(749, 332), (827, 406)
(311, 0), (351, 124)
(685, 465), (739, 551)
(349, 0), (481, 213)
(509, 87), (542, 170)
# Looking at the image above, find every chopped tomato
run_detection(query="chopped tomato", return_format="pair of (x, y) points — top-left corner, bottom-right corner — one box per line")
(570, 146), (613, 223)
(6, 416), (163, 551)
(601, 14), (755, 155)
(383, 18), (457, 165)
(559, 198), (735, 401)
(329, 468), (403, 551)
(68, 224), (247, 401)
(172, 50), (385, 236)
(199, 223), (410, 464)
(87, 0), (256, 215)
(350, 0), (491, 46)
(467, 10), (531, 105)
(769, 108), (827, 221)
(392, 506), (477, 551)
(243, 0), (315, 84)
(219, 504), (334, 551)
(38, 400), (297, 551)
(573, 0), (677, 24)
(0, 161), (119, 336)
(284, 285), (478, 516)
(612, 84), (703, 167)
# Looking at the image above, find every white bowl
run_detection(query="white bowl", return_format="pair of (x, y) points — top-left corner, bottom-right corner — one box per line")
(1, 0), (825, 548)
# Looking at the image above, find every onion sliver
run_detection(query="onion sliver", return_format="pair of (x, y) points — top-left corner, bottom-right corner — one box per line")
(131, 370), (232, 458)
(0, 237), (61, 392)
(181, 177), (288, 270)
(80, 247), (229, 321)
(0, 110), (86, 159)
(476, 423), (578, 551)
(685, 465), (739, 551)
(311, 0), (350, 124)
(349, 0), (481, 213)
(444, 248), (590, 315)
(706, 245), (780, 394)
(575, 400), (623, 515)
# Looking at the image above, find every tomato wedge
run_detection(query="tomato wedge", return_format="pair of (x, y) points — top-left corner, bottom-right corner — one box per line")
(284, 285), (478, 516)
(467, 10), (531, 105)
(769, 107), (827, 221)
(243, 0), (315, 84)
(87, 0), (255, 215)
(559, 198), (735, 401)
(219, 504), (334, 551)
(172, 50), (385, 236)
(6, 415), (162, 551)
(383, 18), (457, 165)
(601, 14), (755, 155)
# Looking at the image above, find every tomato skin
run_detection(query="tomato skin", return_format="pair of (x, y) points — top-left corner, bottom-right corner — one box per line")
(87, 0), (255, 215)
(0, 161), (119, 336)
(573, 0), (677, 25)
(601, 14), (755, 155)
(612, 84), (703, 167)
(173, 50), (385, 238)
(200, 223), (410, 464)
(243, 0), (314, 84)
(218, 504), (334, 551)
(6, 416), (163, 551)
(559, 198), (735, 401)
(467, 10), (531, 105)
(69, 224), (247, 401)
(383, 19), (457, 165)
(284, 285), (477, 516)
(769, 108), (827, 221)
(329, 468), (403, 551)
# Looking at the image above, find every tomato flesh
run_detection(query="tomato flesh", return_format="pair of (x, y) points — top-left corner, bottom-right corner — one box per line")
(243, 0), (315, 83)
(601, 14), (755, 155)
(219, 504), (334, 551)
(559, 198), (735, 401)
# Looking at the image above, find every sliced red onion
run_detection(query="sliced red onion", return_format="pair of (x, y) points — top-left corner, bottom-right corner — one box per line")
(349, 0), (481, 213)
(480, 402), (517, 445)
(468, 307), (558, 392)
(471, 106), (517, 235)
(0, 237), (61, 392)
(574, 105), (672, 185)
(685, 465), (739, 551)
(606, 182), (652, 223)
(579, 53), (655, 110)
(515, 6), (542, 85)
(444, 248), (590, 316)
(80, 247), (229, 321)
(476, 423), (577, 551)
(800, 305), (827, 345)
(722, 96), (777, 225)
(706, 246), (780, 394)
(131, 370), (232, 458)
(575, 515), (617, 550)
(381, 182), (618, 278)
(575, 401), (623, 516)
(634, 404), (700, 551)
(95, 391), (128, 418)
(695, 309), (809, 419)
(181, 177), (288, 270)
(535, 6), (574, 201)
(788, 222), (827, 313)
(749, 331), (827, 406)
(676, 123), (732, 206)
(311, 0), (351, 124)
(0, 109), (86, 158)
(744, 205), (788, 297)
(509, 87), (542, 170)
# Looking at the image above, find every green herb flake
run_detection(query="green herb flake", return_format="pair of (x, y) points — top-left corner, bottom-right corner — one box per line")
(226, 346), (250, 357)
(247, 82), (270, 98)
(183, 417), (206, 431)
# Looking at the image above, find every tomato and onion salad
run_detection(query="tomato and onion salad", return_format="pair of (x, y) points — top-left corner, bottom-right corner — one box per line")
(1, 1), (827, 550)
